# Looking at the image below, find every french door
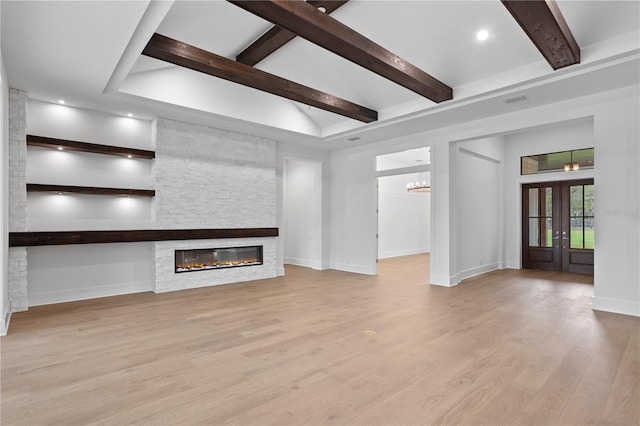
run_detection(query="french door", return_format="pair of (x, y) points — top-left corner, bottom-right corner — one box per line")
(522, 179), (594, 274)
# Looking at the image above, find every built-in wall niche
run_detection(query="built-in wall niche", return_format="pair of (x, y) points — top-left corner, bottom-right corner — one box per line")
(26, 135), (154, 193)
(175, 246), (263, 273)
(25, 134), (155, 231)
(26, 193), (152, 232)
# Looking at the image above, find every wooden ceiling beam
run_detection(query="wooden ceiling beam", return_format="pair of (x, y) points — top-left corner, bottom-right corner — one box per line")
(142, 33), (377, 123)
(237, 0), (349, 66)
(501, 0), (580, 70)
(228, 0), (452, 103)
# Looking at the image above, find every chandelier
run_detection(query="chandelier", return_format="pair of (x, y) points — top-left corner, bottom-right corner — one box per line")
(563, 162), (580, 171)
(407, 180), (431, 192)
(563, 151), (580, 171)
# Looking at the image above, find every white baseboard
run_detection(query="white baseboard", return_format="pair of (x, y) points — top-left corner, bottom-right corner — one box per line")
(378, 248), (430, 259)
(592, 296), (640, 317)
(284, 257), (324, 270)
(28, 282), (153, 307)
(431, 263), (500, 287)
(1, 309), (11, 336)
(330, 262), (376, 275)
(506, 260), (520, 269)
(430, 274), (458, 287)
(457, 262), (500, 283)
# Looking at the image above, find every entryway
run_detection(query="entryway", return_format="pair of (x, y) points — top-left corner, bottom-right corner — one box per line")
(375, 147), (431, 275)
(522, 179), (594, 274)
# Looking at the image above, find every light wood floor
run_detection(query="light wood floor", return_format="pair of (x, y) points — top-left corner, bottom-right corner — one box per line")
(2, 255), (638, 425)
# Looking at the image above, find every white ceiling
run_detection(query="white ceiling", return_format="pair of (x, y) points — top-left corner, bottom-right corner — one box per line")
(2, 1), (639, 149)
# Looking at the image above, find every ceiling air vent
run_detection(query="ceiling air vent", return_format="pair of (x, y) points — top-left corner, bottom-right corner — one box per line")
(502, 95), (528, 104)
(347, 137), (361, 141)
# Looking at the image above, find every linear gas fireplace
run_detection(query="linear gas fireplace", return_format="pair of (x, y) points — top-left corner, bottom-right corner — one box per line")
(175, 246), (263, 273)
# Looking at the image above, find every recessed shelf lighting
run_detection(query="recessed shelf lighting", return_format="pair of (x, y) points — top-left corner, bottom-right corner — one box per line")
(58, 99), (65, 104)
(476, 29), (489, 41)
(57, 146), (64, 151)
(127, 154), (133, 159)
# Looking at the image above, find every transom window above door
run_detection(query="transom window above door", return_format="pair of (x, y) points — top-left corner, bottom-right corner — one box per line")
(521, 148), (594, 175)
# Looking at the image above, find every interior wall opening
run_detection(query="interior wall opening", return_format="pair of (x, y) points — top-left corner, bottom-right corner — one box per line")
(377, 172), (431, 260)
(282, 158), (323, 270)
(375, 147), (431, 277)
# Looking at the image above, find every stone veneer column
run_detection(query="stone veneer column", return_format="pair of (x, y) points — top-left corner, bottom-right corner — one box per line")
(8, 89), (28, 312)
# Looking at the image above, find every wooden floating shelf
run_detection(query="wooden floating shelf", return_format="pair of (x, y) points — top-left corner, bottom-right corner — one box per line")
(9, 228), (279, 247)
(27, 184), (155, 197)
(27, 135), (155, 159)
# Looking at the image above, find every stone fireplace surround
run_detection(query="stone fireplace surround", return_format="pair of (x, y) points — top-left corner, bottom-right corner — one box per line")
(151, 117), (278, 294)
(154, 237), (276, 293)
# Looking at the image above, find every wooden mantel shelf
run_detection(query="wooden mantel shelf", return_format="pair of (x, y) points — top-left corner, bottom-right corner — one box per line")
(27, 184), (155, 197)
(9, 228), (279, 247)
(27, 135), (155, 159)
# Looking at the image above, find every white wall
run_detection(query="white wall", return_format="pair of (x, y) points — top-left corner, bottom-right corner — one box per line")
(330, 147), (379, 274)
(283, 158), (323, 269)
(27, 100), (151, 149)
(277, 141), (331, 275)
(331, 85), (639, 316)
(377, 172), (430, 259)
(25, 100), (155, 305)
(27, 243), (153, 306)
(0, 30), (10, 334)
(590, 94), (639, 316)
(452, 136), (504, 281)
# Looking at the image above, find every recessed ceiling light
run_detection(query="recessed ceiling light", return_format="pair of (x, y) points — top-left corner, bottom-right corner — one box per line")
(476, 29), (489, 41)
(58, 99), (65, 104)
(502, 94), (528, 104)
(317, 6), (327, 13)
(57, 146), (64, 151)
(127, 113), (133, 117)
(127, 154), (133, 159)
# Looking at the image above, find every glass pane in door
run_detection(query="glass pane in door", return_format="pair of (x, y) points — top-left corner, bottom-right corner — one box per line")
(585, 218), (595, 249)
(584, 184), (595, 249)
(570, 217), (584, 249)
(544, 218), (553, 248)
(529, 189), (539, 216)
(544, 188), (553, 217)
(584, 185), (595, 216)
(529, 218), (539, 246)
(570, 186), (583, 217)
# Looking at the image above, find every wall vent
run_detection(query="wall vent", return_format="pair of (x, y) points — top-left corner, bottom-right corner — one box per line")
(502, 95), (528, 104)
